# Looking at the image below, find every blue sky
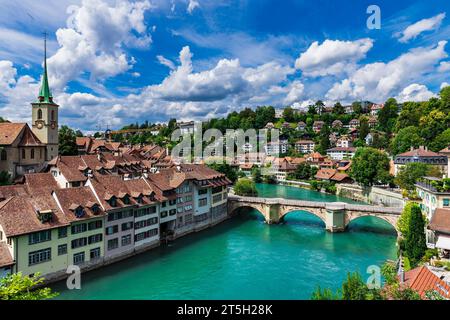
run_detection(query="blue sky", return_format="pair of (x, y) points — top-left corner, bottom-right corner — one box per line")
(0, 0), (449, 132)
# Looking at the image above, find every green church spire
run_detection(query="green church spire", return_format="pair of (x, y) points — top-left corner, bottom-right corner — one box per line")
(38, 32), (53, 103)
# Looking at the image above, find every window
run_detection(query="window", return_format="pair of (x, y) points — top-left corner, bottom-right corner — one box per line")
(37, 109), (43, 120)
(177, 197), (183, 204)
(134, 217), (158, 230)
(30, 149), (35, 159)
(91, 204), (101, 215)
(74, 207), (85, 218)
(29, 248), (51, 266)
(169, 209), (177, 216)
(185, 214), (193, 224)
(169, 199), (176, 206)
(58, 227), (67, 239)
(161, 201), (167, 208)
(22, 149), (26, 159)
(160, 211), (168, 218)
(122, 196), (130, 205)
(121, 222), (133, 231)
(444, 199), (450, 207)
(71, 223), (87, 234)
(0, 149), (6, 161)
(123, 210), (133, 218)
(177, 207), (183, 213)
(58, 244), (67, 256)
(88, 234), (102, 245)
(184, 195), (192, 202)
(73, 252), (85, 265)
(134, 228), (158, 242)
(106, 225), (119, 235)
(213, 194), (222, 203)
(51, 110), (55, 121)
(29, 230), (51, 245)
(212, 186), (223, 194)
(121, 235), (132, 247)
(108, 211), (122, 222)
(107, 238), (119, 250)
(199, 198), (208, 207)
(71, 237), (87, 249)
(109, 197), (117, 207)
(198, 189), (208, 195)
(90, 247), (101, 260)
(88, 220), (102, 230)
(184, 205), (193, 212)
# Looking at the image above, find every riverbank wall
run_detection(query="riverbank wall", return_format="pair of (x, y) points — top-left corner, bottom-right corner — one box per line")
(336, 184), (405, 208)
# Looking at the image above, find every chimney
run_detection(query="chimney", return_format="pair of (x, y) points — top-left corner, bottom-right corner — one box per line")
(97, 153), (101, 161)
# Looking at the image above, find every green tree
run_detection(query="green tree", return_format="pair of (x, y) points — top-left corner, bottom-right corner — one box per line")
(420, 109), (450, 142)
(282, 107), (295, 122)
(234, 178), (258, 196)
(341, 272), (371, 300)
(350, 147), (392, 186)
(0, 272), (58, 300)
(289, 162), (317, 180)
(390, 126), (424, 155)
(395, 101), (423, 132)
(429, 128), (450, 152)
(251, 166), (263, 183)
(359, 117), (369, 140)
(378, 98), (398, 133)
(316, 124), (331, 155)
(208, 163), (238, 184)
(394, 162), (430, 192)
(404, 204), (427, 266)
(352, 101), (362, 115)
(440, 85), (450, 109)
(311, 287), (341, 300)
(315, 100), (325, 115)
(58, 125), (78, 156)
(333, 102), (345, 115)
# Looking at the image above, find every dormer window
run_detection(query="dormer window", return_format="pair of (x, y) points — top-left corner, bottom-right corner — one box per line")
(109, 197), (117, 207)
(75, 207), (85, 218)
(136, 195), (143, 204)
(37, 210), (53, 223)
(122, 195), (130, 205)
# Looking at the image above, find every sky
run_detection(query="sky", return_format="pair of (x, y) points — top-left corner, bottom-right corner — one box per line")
(0, 0), (449, 132)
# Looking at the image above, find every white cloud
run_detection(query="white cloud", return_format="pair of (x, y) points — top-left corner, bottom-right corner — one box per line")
(157, 55), (176, 70)
(187, 0), (200, 14)
(326, 41), (448, 102)
(283, 81), (305, 105)
(441, 82), (450, 89)
(397, 13), (446, 43)
(396, 83), (436, 102)
(295, 38), (373, 77)
(48, 0), (153, 91)
(438, 61), (450, 72)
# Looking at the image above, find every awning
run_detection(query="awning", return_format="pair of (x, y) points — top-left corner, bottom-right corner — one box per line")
(436, 235), (450, 250)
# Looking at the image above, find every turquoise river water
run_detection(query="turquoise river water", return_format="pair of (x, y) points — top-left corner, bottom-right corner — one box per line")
(53, 183), (397, 299)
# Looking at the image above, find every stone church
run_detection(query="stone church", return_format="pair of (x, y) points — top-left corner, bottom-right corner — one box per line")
(0, 44), (58, 180)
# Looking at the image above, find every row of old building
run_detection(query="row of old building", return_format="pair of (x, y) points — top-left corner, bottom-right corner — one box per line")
(0, 164), (230, 280)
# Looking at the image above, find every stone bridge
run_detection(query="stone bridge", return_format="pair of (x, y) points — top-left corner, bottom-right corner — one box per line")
(228, 195), (402, 233)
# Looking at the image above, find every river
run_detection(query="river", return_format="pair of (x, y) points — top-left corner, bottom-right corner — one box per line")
(53, 183), (397, 299)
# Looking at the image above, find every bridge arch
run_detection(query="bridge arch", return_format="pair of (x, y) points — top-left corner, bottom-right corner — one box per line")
(344, 212), (399, 235)
(228, 202), (269, 222)
(279, 207), (326, 226)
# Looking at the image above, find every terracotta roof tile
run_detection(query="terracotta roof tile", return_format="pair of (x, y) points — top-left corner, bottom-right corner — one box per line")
(0, 242), (14, 267)
(0, 122), (26, 145)
(403, 266), (450, 299)
(429, 208), (450, 234)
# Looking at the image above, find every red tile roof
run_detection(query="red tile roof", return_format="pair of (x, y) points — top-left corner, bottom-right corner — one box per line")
(403, 266), (450, 299)
(397, 147), (443, 158)
(54, 187), (106, 222)
(18, 125), (44, 147)
(24, 172), (59, 196)
(429, 208), (450, 234)
(0, 123), (26, 145)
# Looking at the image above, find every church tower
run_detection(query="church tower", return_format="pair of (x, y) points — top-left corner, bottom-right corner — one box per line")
(31, 34), (59, 161)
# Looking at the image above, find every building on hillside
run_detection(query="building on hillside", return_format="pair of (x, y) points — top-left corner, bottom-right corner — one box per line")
(336, 136), (352, 148)
(264, 141), (288, 156)
(297, 121), (306, 131)
(0, 123), (47, 179)
(344, 105), (353, 114)
(370, 103), (384, 116)
(439, 146), (450, 178)
(429, 208), (450, 258)
(331, 120), (343, 129)
(394, 146), (448, 176)
(368, 116), (378, 128)
(274, 109), (284, 119)
(313, 121), (324, 133)
(177, 121), (197, 135)
(295, 140), (315, 154)
(349, 119), (360, 129)
(268, 158), (297, 182)
(306, 152), (326, 166)
(326, 147), (356, 160)
(239, 163), (254, 176)
(264, 122), (275, 130)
